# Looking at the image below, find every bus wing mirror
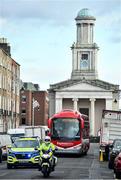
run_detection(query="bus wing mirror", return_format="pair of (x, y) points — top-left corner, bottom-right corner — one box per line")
(48, 118), (52, 129)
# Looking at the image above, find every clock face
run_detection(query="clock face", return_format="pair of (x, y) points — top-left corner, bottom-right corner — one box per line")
(80, 53), (89, 70)
(80, 59), (88, 69)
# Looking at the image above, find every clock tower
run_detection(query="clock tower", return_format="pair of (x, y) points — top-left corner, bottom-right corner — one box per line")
(48, 8), (120, 136)
(71, 8), (99, 80)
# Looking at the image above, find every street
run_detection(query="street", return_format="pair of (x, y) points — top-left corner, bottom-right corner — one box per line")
(0, 143), (114, 179)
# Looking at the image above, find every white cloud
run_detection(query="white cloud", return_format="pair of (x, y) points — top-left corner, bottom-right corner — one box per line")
(0, 0), (121, 92)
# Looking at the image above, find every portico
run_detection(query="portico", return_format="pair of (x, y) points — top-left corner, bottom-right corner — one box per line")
(54, 88), (113, 136)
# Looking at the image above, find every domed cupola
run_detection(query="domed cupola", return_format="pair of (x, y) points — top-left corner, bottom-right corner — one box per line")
(75, 8), (96, 44)
(76, 8), (96, 20)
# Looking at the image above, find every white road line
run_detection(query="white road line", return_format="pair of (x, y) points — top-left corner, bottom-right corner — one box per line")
(0, 172), (9, 177)
(53, 170), (65, 174)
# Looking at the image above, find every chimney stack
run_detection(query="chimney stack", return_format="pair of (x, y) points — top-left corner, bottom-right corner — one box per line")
(0, 37), (11, 56)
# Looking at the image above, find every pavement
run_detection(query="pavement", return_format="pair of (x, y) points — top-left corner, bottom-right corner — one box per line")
(89, 143), (114, 179)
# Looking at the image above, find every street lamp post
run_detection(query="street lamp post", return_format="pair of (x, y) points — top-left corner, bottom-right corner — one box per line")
(32, 98), (40, 126)
(32, 98), (34, 126)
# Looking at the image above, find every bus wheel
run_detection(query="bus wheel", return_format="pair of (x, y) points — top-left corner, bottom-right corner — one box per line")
(83, 151), (87, 155)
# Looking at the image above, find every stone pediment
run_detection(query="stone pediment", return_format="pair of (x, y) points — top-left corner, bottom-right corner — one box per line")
(49, 79), (119, 92)
(59, 82), (109, 91)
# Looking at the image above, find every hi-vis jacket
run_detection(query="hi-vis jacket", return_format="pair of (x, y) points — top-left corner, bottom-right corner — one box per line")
(39, 142), (55, 157)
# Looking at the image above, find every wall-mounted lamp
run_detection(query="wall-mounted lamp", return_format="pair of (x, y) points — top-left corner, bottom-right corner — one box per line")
(114, 99), (117, 103)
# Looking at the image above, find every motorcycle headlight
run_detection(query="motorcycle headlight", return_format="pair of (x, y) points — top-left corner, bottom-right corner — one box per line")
(42, 154), (50, 159)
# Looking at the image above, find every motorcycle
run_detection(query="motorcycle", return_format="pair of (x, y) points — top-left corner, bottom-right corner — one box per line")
(39, 149), (55, 178)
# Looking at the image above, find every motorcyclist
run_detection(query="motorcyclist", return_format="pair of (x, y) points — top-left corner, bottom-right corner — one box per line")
(38, 136), (57, 171)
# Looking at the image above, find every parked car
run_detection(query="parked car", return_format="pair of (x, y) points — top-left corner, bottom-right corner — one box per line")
(7, 137), (40, 169)
(0, 134), (12, 160)
(114, 152), (121, 179)
(108, 139), (121, 169)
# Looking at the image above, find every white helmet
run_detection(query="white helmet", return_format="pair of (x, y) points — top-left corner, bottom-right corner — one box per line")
(44, 136), (51, 143)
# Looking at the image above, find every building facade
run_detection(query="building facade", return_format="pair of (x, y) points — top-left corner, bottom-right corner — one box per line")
(20, 82), (48, 126)
(48, 9), (120, 136)
(0, 38), (20, 132)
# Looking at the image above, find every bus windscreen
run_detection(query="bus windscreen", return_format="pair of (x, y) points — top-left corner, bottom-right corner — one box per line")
(51, 118), (80, 141)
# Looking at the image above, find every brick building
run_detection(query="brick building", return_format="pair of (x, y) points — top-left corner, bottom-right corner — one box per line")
(20, 82), (48, 126)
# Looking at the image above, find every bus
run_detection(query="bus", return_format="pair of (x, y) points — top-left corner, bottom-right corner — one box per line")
(48, 109), (90, 154)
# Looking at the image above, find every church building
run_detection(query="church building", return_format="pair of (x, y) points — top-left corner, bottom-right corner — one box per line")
(48, 9), (120, 136)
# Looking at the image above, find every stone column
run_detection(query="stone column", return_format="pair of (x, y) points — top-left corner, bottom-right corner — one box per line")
(88, 23), (90, 44)
(106, 98), (112, 110)
(90, 98), (96, 136)
(72, 98), (78, 111)
(55, 98), (62, 113)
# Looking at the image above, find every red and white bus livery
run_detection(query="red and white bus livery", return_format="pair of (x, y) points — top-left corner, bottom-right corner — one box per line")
(48, 109), (90, 154)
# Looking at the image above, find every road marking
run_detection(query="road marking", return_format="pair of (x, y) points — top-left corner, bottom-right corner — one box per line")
(53, 170), (65, 174)
(0, 164), (6, 167)
(0, 172), (9, 177)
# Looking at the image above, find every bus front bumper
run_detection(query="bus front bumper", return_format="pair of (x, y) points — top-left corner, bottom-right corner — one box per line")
(55, 144), (84, 154)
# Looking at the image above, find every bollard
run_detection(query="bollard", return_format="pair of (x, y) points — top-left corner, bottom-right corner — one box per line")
(100, 150), (103, 161)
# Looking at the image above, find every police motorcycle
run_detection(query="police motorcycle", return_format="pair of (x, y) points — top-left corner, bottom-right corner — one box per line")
(39, 148), (56, 178)
(39, 136), (57, 177)
(41, 149), (52, 177)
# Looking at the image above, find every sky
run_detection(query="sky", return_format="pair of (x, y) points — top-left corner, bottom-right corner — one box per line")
(0, 0), (121, 106)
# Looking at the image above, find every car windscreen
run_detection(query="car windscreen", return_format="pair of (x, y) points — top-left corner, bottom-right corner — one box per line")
(11, 134), (25, 143)
(13, 140), (39, 148)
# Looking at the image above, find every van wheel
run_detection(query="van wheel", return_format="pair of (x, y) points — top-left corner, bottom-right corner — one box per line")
(7, 163), (13, 169)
